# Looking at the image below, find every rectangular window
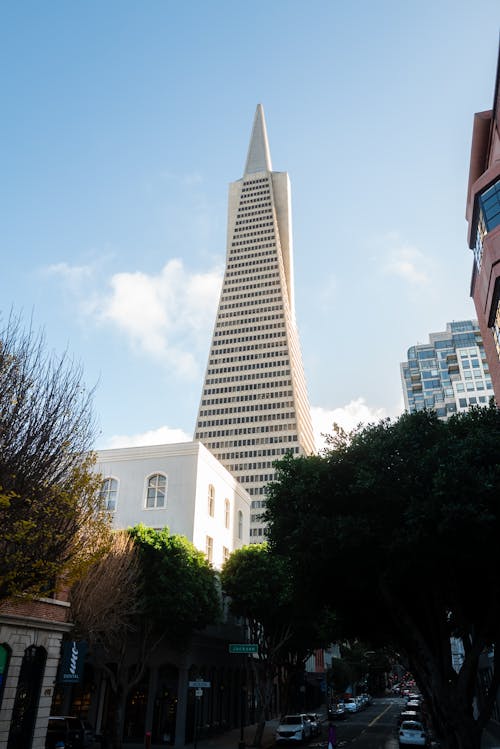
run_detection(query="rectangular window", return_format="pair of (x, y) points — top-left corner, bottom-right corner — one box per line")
(206, 536), (213, 564)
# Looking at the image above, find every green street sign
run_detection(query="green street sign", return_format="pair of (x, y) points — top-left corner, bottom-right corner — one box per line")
(229, 643), (258, 654)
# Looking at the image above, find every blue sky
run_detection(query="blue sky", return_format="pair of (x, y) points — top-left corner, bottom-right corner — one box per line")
(2, 2), (499, 450)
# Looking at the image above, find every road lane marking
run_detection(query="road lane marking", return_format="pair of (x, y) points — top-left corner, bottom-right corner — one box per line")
(368, 702), (393, 727)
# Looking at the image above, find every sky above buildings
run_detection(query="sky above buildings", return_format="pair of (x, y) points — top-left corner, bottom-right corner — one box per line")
(2, 2), (499, 451)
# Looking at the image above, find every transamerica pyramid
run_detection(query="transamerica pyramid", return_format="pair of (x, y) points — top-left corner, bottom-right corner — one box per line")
(194, 104), (316, 541)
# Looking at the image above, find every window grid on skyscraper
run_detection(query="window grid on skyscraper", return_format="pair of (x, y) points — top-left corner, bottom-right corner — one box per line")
(194, 105), (315, 540)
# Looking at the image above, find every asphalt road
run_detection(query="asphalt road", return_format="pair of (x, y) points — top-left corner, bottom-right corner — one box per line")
(306, 697), (403, 749)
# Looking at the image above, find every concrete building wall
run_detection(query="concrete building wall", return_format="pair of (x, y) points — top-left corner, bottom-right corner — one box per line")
(0, 598), (72, 749)
(194, 105), (316, 542)
(95, 440), (250, 569)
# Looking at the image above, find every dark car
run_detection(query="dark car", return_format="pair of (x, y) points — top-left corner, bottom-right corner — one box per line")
(304, 713), (321, 736)
(328, 702), (346, 720)
(45, 716), (85, 749)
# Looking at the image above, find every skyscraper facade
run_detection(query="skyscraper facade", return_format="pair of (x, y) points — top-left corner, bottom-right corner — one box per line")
(400, 320), (493, 418)
(194, 105), (315, 541)
(465, 46), (500, 400)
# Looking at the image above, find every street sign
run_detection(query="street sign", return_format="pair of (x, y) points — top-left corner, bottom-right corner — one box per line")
(195, 688), (203, 697)
(229, 643), (258, 654)
(189, 680), (211, 688)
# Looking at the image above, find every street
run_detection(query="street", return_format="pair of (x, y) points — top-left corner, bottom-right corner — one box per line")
(304, 698), (402, 749)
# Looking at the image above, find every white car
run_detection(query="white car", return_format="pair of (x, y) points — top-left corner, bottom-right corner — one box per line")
(275, 714), (311, 743)
(344, 697), (359, 713)
(399, 720), (428, 746)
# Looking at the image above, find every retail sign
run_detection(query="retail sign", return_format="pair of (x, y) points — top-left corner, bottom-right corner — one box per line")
(58, 641), (88, 684)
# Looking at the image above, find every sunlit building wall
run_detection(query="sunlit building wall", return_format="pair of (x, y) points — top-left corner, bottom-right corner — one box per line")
(194, 105), (315, 541)
(400, 320), (493, 418)
(465, 46), (500, 400)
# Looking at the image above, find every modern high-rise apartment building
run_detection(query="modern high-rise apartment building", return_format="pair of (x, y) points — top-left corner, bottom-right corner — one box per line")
(400, 320), (493, 418)
(465, 45), (500, 400)
(194, 105), (315, 541)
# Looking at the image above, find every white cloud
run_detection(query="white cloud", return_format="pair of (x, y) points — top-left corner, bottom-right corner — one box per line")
(381, 234), (432, 285)
(311, 399), (390, 451)
(93, 260), (222, 378)
(49, 257), (223, 379)
(103, 425), (192, 449)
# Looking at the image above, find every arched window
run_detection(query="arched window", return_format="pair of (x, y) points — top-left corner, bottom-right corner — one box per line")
(208, 484), (215, 517)
(237, 510), (243, 540)
(99, 478), (118, 511)
(146, 474), (167, 509)
(224, 498), (230, 529)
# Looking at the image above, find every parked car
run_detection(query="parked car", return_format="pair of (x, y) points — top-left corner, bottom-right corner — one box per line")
(406, 699), (422, 711)
(304, 713), (321, 736)
(398, 719), (428, 746)
(398, 709), (422, 726)
(328, 702), (346, 720)
(45, 716), (85, 749)
(344, 697), (359, 713)
(275, 714), (312, 743)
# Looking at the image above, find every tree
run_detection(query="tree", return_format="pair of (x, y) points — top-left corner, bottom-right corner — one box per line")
(71, 525), (221, 749)
(0, 314), (110, 600)
(265, 406), (500, 749)
(220, 544), (334, 746)
(70, 530), (142, 654)
(129, 525), (221, 645)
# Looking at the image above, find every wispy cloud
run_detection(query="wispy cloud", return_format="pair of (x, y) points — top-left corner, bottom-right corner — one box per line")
(45, 261), (94, 287)
(381, 233), (433, 285)
(102, 425), (192, 449)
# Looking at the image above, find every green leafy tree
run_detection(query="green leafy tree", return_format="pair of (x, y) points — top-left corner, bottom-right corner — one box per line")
(72, 525), (221, 749)
(265, 405), (500, 749)
(0, 314), (110, 600)
(221, 544), (334, 746)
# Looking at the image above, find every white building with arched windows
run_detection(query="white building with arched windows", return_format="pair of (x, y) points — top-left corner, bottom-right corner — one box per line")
(95, 440), (251, 568)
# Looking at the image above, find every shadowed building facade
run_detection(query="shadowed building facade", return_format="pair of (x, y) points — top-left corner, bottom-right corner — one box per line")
(466, 46), (500, 400)
(194, 105), (315, 541)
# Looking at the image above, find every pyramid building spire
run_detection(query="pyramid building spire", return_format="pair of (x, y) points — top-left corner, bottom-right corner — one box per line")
(195, 106), (315, 542)
(244, 104), (272, 175)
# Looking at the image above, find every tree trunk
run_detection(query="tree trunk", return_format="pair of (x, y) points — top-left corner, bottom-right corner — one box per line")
(251, 668), (275, 747)
(439, 711), (482, 749)
(102, 680), (123, 749)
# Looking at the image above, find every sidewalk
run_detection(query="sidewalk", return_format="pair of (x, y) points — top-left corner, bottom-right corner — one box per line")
(184, 717), (280, 749)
